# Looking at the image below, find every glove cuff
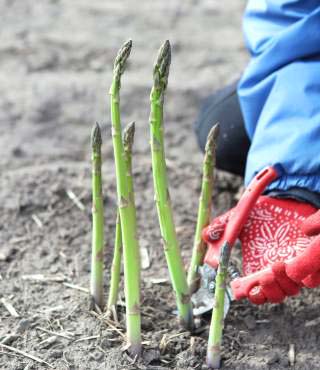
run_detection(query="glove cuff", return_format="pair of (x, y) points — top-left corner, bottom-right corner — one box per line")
(266, 187), (320, 208)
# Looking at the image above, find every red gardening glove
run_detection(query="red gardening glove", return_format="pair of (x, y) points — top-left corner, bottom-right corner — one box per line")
(202, 196), (320, 304)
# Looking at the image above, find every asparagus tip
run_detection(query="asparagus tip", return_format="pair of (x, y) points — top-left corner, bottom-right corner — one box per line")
(219, 241), (231, 266)
(205, 122), (220, 153)
(91, 122), (102, 150)
(123, 121), (135, 152)
(153, 40), (171, 90)
(114, 39), (133, 79)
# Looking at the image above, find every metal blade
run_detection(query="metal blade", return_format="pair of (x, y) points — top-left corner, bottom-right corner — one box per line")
(192, 284), (232, 317)
(191, 264), (233, 317)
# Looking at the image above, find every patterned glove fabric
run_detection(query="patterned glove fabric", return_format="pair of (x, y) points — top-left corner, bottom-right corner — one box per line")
(202, 196), (319, 304)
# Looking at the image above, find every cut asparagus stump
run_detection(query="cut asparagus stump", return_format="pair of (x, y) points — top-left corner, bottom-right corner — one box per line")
(107, 122), (136, 317)
(206, 242), (231, 369)
(149, 40), (193, 330)
(90, 122), (105, 310)
(109, 40), (142, 356)
(187, 123), (219, 294)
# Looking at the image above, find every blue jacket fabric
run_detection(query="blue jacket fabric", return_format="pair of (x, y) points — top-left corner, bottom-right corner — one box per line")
(238, 0), (320, 192)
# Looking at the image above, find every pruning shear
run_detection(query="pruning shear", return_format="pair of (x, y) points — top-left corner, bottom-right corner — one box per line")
(192, 166), (279, 316)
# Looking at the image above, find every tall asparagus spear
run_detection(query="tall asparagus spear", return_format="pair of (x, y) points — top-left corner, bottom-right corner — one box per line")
(90, 122), (105, 310)
(207, 242), (231, 369)
(187, 123), (219, 294)
(107, 122), (136, 316)
(149, 40), (193, 330)
(109, 40), (141, 356)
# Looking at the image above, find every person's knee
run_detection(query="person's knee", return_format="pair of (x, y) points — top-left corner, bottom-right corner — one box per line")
(194, 82), (250, 176)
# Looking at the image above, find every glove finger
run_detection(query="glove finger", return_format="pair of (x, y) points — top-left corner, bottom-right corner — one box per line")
(259, 271), (286, 303)
(202, 210), (232, 244)
(248, 285), (267, 305)
(231, 273), (266, 301)
(301, 210), (320, 236)
(202, 222), (225, 244)
(302, 270), (320, 288)
(286, 235), (320, 282)
(272, 261), (300, 296)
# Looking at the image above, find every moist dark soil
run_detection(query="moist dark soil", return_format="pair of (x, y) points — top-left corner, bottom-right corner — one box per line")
(1, 1), (320, 369)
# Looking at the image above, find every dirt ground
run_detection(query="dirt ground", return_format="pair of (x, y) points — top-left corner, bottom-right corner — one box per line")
(1, 1), (320, 369)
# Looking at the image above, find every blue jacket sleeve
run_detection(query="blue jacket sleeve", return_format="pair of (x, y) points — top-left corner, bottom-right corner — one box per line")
(238, 0), (320, 193)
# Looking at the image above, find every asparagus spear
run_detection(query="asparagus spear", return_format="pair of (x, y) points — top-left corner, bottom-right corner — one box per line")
(109, 40), (141, 356)
(107, 212), (122, 315)
(107, 122), (136, 316)
(187, 123), (219, 294)
(206, 242), (231, 369)
(90, 122), (105, 310)
(123, 122), (136, 205)
(149, 40), (193, 330)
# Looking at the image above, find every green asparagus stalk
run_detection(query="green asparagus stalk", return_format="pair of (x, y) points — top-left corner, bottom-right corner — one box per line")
(107, 122), (136, 315)
(123, 122), (136, 204)
(187, 123), (219, 294)
(207, 242), (231, 369)
(90, 122), (105, 310)
(107, 212), (122, 315)
(109, 40), (141, 356)
(149, 40), (193, 330)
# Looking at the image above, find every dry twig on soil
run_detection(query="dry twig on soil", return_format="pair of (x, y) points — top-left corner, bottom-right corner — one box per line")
(1, 298), (20, 317)
(0, 343), (54, 368)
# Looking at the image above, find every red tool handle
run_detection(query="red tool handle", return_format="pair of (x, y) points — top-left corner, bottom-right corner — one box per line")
(231, 235), (320, 300)
(224, 166), (278, 245)
(204, 166), (278, 267)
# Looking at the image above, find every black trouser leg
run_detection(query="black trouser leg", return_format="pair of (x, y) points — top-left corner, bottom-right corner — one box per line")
(194, 81), (250, 177)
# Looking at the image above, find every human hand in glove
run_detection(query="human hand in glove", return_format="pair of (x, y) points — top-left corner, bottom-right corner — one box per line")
(202, 196), (319, 304)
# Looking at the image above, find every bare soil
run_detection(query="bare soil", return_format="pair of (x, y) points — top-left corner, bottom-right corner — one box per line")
(1, 1), (320, 369)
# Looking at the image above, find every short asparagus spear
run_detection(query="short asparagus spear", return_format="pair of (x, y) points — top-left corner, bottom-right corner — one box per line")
(206, 242), (231, 369)
(107, 122), (136, 315)
(109, 41), (141, 356)
(149, 40), (193, 330)
(123, 122), (136, 205)
(187, 123), (219, 294)
(90, 122), (105, 310)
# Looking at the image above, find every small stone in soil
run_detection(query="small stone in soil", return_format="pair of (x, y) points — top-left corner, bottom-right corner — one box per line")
(142, 348), (161, 364)
(243, 315), (256, 330)
(141, 317), (153, 330)
(279, 356), (290, 367)
(49, 349), (63, 359)
(0, 247), (17, 262)
(12, 283), (21, 292)
(1, 334), (19, 345)
(16, 318), (31, 333)
(89, 350), (104, 362)
(266, 350), (280, 365)
(50, 265), (59, 274)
